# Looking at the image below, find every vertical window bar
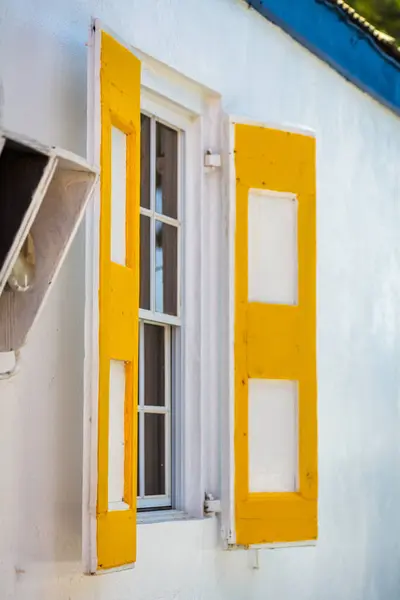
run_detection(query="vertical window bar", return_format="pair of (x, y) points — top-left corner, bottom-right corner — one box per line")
(171, 327), (183, 510)
(177, 223), (181, 320)
(165, 326), (171, 498)
(139, 321), (145, 499)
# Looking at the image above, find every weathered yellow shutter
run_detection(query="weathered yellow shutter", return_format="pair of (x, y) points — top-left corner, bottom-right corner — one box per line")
(234, 122), (317, 545)
(97, 31), (141, 569)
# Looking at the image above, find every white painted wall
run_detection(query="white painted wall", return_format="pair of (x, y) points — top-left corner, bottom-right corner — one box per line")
(1, 0), (400, 598)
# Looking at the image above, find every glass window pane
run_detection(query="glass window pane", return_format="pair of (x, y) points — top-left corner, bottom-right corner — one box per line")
(140, 215), (150, 310)
(155, 221), (178, 316)
(144, 324), (165, 407)
(140, 114), (151, 209)
(144, 413), (165, 496)
(156, 122), (178, 219)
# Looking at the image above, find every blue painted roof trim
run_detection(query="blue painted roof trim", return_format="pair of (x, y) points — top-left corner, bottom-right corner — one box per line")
(246, 0), (400, 116)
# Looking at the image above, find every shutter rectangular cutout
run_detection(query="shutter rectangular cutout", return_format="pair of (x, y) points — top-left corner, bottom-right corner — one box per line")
(108, 360), (127, 508)
(110, 127), (127, 266)
(248, 379), (298, 493)
(248, 190), (298, 305)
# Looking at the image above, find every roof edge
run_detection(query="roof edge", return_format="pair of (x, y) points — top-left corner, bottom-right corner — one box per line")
(326, 0), (400, 61)
(246, 0), (400, 116)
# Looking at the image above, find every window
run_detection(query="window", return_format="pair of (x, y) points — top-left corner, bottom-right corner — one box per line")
(85, 24), (316, 576)
(137, 112), (181, 510)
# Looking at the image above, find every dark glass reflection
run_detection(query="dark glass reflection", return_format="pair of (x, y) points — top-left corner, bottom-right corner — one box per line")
(140, 215), (150, 309)
(140, 114), (151, 209)
(144, 324), (165, 407)
(155, 221), (178, 316)
(156, 123), (178, 219)
(144, 414), (165, 496)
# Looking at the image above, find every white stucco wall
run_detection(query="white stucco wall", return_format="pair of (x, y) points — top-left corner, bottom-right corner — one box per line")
(1, 0), (400, 598)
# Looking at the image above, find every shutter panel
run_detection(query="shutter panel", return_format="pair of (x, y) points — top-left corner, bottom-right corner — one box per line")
(233, 121), (317, 546)
(85, 23), (141, 571)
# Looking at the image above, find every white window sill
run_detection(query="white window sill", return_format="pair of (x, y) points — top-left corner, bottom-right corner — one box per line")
(137, 509), (194, 525)
(227, 540), (317, 551)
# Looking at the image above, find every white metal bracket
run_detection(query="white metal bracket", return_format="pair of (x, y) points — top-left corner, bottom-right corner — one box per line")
(204, 493), (221, 516)
(204, 149), (221, 170)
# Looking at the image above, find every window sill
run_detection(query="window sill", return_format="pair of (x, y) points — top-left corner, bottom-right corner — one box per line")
(137, 509), (194, 525)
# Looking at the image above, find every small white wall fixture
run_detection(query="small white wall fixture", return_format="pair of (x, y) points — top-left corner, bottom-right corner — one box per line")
(0, 128), (98, 352)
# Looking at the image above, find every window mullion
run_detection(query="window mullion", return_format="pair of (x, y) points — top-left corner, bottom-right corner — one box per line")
(139, 309), (181, 327)
(141, 406), (169, 415)
(140, 206), (153, 218)
(139, 412), (145, 499)
(153, 213), (180, 227)
(139, 322), (145, 499)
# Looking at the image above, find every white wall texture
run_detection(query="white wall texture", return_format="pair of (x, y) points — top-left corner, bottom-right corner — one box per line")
(1, 0), (400, 598)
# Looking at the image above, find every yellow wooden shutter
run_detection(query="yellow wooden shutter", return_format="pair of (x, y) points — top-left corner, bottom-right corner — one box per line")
(97, 31), (141, 569)
(234, 122), (317, 545)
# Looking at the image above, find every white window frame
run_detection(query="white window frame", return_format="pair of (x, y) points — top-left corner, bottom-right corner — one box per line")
(137, 103), (183, 510)
(137, 89), (202, 518)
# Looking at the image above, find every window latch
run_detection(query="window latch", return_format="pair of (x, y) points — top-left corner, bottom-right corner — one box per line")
(204, 149), (221, 169)
(204, 493), (221, 516)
